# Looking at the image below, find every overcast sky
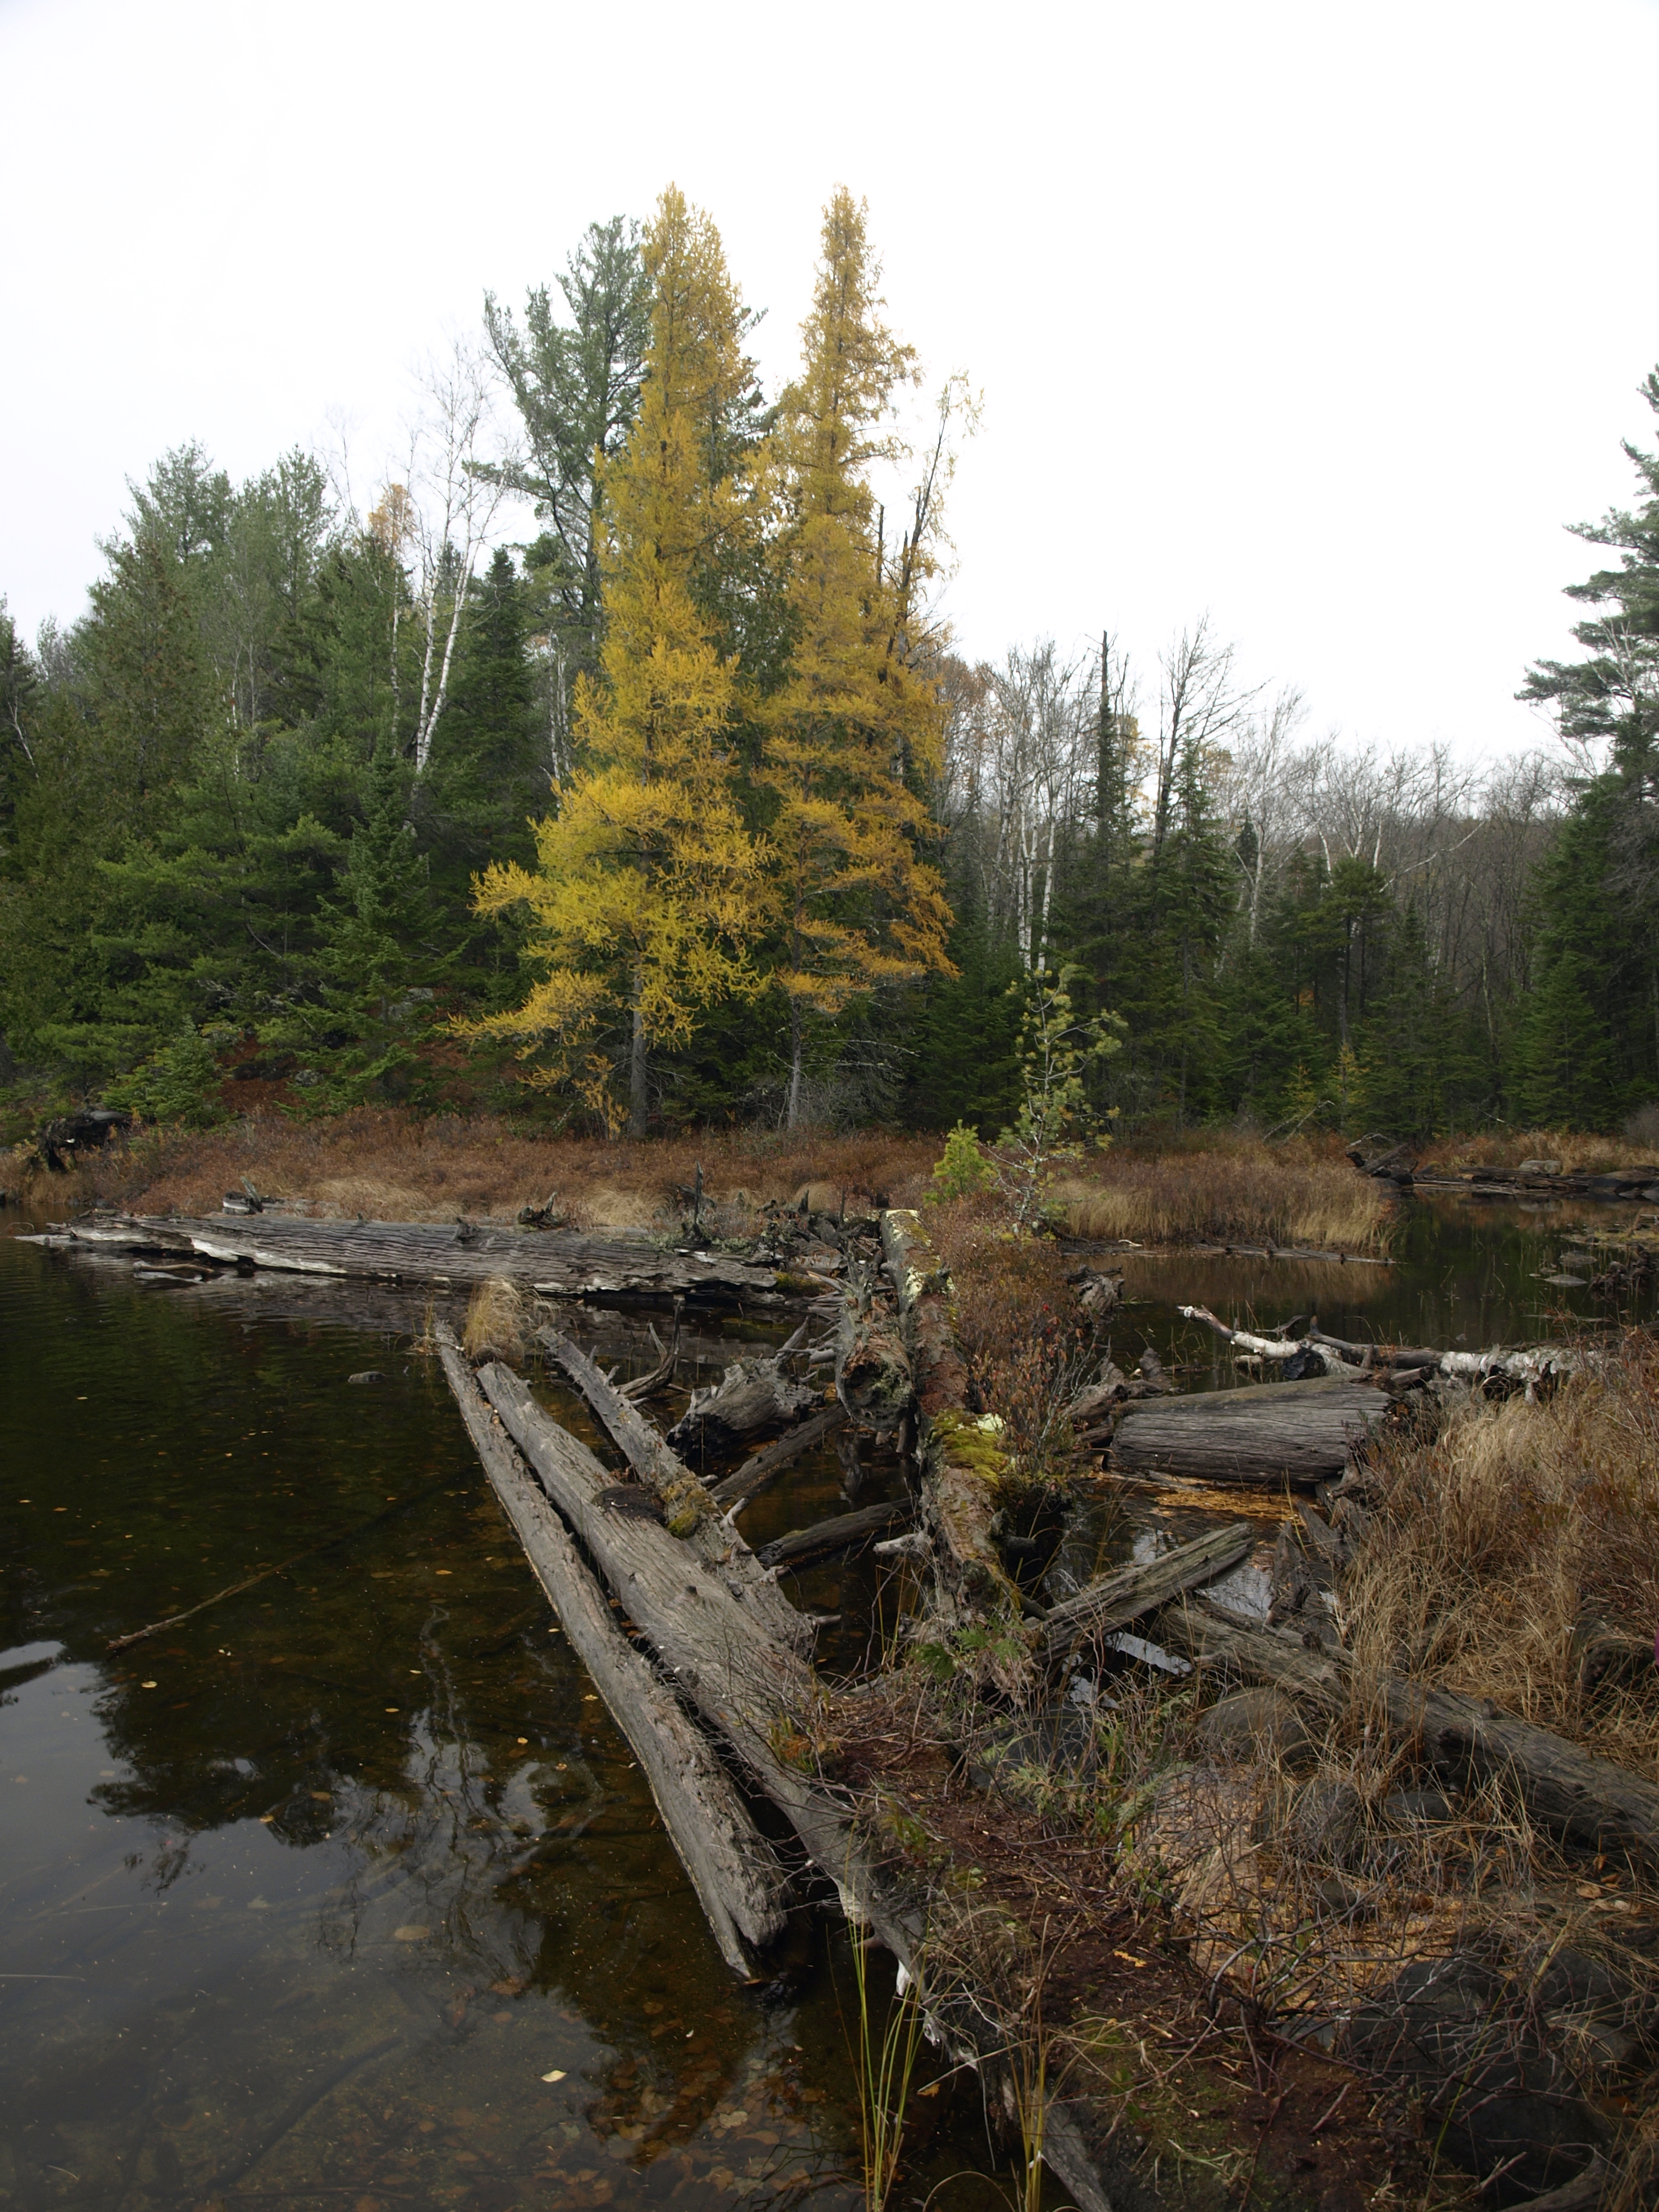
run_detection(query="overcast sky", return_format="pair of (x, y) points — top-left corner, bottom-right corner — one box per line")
(2, 0), (1656, 766)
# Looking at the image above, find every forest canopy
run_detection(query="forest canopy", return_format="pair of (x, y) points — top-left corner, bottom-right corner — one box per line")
(1, 185), (1656, 1143)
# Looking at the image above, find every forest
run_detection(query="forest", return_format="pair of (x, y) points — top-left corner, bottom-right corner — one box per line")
(2, 183), (1657, 1148)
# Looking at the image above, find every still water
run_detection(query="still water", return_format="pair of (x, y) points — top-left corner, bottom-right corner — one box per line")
(0, 1227), (1021, 2212)
(0, 1193), (1634, 2208)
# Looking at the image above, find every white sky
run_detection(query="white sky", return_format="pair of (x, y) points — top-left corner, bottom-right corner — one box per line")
(2, 0), (1657, 766)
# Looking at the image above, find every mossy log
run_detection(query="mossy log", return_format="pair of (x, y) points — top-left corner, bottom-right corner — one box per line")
(436, 1330), (789, 1974)
(35, 1212), (795, 1309)
(1110, 1376), (1391, 1487)
(879, 1208), (1019, 1617)
(1158, 1598), (1659, 1870)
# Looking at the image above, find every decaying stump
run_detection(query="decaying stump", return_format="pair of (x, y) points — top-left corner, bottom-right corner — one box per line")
(667, 1355), (817, 1464)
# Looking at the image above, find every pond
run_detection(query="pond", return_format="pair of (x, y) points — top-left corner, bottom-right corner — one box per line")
(0, 1221), (1033, 2212)
(0, 1189), (1637, 2209)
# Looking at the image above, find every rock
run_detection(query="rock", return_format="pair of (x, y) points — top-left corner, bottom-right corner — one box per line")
(1520, 1159), (1563, 1176)
(1346, 1951), (1609, 2197)
(1283, 1777), (1364, 1867)
(1196, 1687), (1316, 1771)
(1385, 1786), (1456, 1825)
(347, 1370), (385, 1386)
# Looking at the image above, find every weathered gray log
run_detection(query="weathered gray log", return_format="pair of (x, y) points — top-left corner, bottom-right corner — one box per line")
(667, 1356), (817, 1464)
(435, 1331), (789, 1974)
(537, 1324), (807, 1653)
(1040, 1521), (1257, 1664)
(1110, 1376), (1391, 1487)
(757, 1499), (913, 1574)
(1157, 1599), (1659, 1870)
(35, 1212), (794, 1309)
(708, 1403), (848, 1510)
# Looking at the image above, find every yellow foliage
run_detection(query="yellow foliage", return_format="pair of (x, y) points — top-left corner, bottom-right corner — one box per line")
(759, 190), (956, 1117)
(466, 187), (766, 1134)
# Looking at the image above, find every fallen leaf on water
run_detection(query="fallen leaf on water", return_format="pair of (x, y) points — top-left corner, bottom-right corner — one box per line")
(394, 1925), (431, 1942)
(541, 2068), (566, 2083)
(1113, 1950), (1149, 1968)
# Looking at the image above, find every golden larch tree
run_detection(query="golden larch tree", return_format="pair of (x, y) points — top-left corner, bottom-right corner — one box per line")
(760, 189), (956, 1126)
(468, 187), (766, 1136)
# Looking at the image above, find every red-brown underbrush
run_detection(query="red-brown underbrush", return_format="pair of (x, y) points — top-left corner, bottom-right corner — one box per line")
(4, 1109), (942, 1228)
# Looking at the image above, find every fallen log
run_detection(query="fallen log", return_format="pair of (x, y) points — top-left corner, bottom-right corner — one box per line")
(436, 1330), (788, 1974)
(668, 1353), (818, 1464)
(708, 1403), (848, 1510)
(1039, 1521), (1257, 1666)
(1181, 1303), (1581, 1399)
(757, 1499), (913, 1574)
(32, 1212), (796, 1309)
(537, 1324), (807, 1653)
(880, 1209), (1018, 1616)
(834, 1304), (912, 1433)
(1156, 1598), (1659, 1871)
(1110, 1376), (1391, 1487)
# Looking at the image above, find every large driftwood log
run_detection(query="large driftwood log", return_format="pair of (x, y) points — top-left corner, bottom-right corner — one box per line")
(757, 1499), (913, 1574)
(708, 1404), (848, 1510)
(435, 1331), (789, 1974)
(537, 1324), (807, 1652)
(1039, 1521), (1257, 1665)
(32, 1212), (795, 1309)
(1157, 1598), (1659, 1870)
(1180, 1302), (1580, 1401)
(1110, 1376), (1391, 1487)
(668, 1356), (817, 1464)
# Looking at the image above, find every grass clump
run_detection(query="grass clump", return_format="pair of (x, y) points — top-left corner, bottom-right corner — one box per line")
(461, 1277), (532, 1364)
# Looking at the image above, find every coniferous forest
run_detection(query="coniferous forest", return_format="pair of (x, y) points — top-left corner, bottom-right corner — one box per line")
(3, 185), (1657, 1145)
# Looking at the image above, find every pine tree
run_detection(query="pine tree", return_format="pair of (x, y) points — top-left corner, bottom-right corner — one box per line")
(759, 189), (956, 1125)
(469, 187), (766, 1136)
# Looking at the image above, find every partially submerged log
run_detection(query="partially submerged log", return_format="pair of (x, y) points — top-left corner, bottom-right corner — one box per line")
(833, 1304), (912, 1433)
(31, 1212), (796, 1309)
(667, 1353), (817, 1464)
(707, 1403), (848, 1511)
(537, 1324), (808, 1654)
(1157, 1597), (1659, 1871)
(756, 1498), (912, 1574)
(1180, 1302), (1581, 1399)
(436, 1330), (789, 1974)
(1040, 1521), (1257, 1666)
(1110, 1376), (1391, 1487)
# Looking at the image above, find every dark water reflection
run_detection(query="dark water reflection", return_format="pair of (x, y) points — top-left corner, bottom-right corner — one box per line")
(1111, 1193), (1650, 1387)
(0, 1228), (1028, 2212)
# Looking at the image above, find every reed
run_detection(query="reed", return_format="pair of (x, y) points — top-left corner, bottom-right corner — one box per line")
(845, 1929), (926, 2211)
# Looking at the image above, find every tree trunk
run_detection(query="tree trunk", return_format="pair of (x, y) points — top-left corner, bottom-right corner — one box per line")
(628, 994), (648, 1139)
(756, 1498), (912, 1573)
(786, 995), (803, 1130)
(708, 1404), (848, 1510)
(668, 1359), (819, 1468)
(1040, 1521), (1256, 1664)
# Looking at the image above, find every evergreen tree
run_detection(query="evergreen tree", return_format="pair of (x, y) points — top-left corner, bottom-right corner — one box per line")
(470, 187), (767, 1136)
(759, 188), (955, 1125)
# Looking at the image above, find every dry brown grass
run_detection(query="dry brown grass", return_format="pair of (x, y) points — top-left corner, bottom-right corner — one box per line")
(461, 1277), (534, 1363)
(1416, 1127), (1659, 1176)
(4, 1108), (942, 1228)
(1050, 1134), (1393, 1252)
(1343, 1336), (1659, 1774)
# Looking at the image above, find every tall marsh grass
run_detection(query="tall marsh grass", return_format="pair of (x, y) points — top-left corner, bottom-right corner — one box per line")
(1051, 1134), (1393, 1252)
(1344, 1333), (1659, 1772)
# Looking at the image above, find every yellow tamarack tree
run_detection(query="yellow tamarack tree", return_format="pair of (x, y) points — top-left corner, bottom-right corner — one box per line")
(760, 189), (957, 1126)
(468, 187), (766, 1136)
